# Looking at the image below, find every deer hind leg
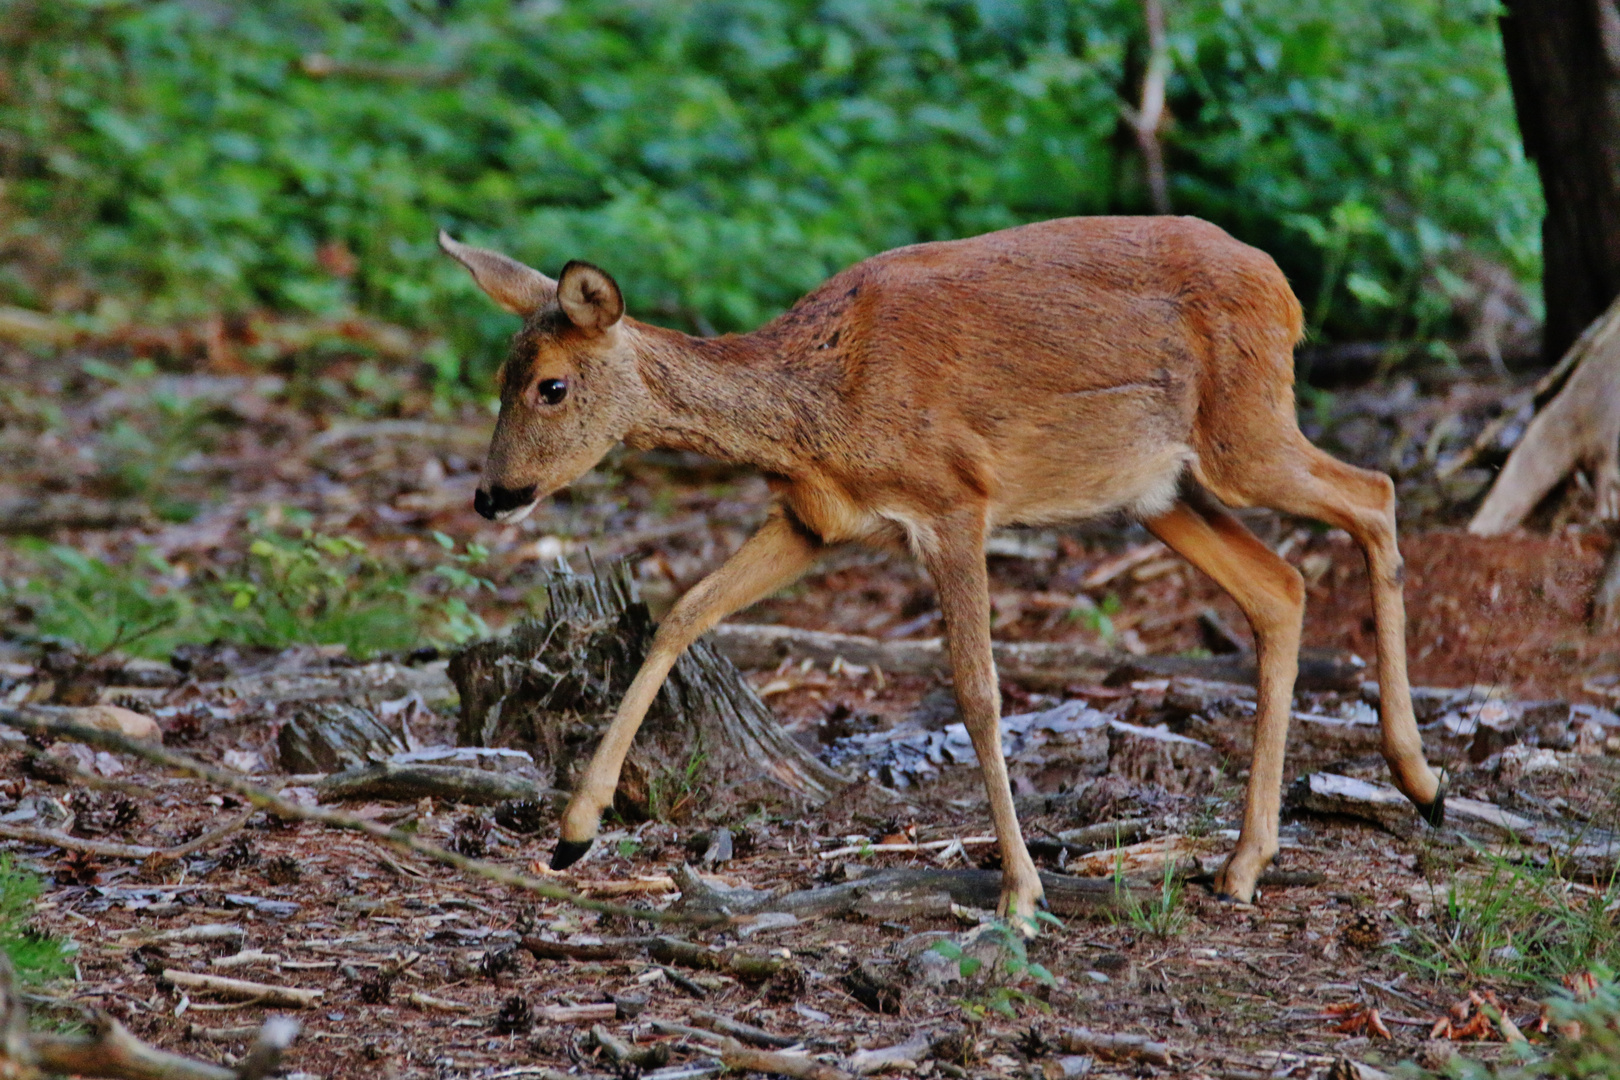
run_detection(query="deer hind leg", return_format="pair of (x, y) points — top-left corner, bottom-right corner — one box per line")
(916, 510), (1045, 933)
(1241, 442), (1443, 821)
(552, 508), (827, 869)
(1146, 496), (1304, 902)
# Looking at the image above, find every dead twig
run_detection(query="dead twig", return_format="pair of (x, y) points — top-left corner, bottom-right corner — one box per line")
(0, 708), (722, 927)
(691, 1010), (799, 1049)
(1059, 1026), (1171, 1067)
(719, 1039), (852, 1080)
(0, 825), (159, 860)
(0, 803), (253, 862)
(162, 971), (322, 1009)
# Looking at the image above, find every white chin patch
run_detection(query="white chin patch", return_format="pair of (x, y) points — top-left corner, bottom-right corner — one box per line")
(494, 502), (537, 524)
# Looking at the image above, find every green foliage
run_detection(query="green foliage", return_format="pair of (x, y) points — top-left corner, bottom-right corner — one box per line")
(0, 0), (1538, 381)
(0, 856), (73, 987)
(647, 747), (709, 822)
(931, 915), (1060, 1019)
(1396, 855), (1620, 987)
(2, 530), (492, 659)
(4, 540), (191, 657)
(1110, 850), (1188, 939)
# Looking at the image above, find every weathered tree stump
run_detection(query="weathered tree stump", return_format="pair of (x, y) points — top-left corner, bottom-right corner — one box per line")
(447, 560), (843, 820)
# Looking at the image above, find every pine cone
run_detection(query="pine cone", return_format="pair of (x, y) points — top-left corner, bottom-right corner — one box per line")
(452, 814), (493, 858)
(58, 850), (102, 885)
(493, 995), (534, 1034)
(218, 835), (260, 870)
(1339, 911), (1383, 951)
(479, 946), (523, 980)
(264, 855), (301, 885)
(494, 799), (547, 835)
(358, 973), (395, 1004)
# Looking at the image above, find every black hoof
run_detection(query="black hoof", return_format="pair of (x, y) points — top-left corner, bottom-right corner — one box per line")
(1216, 891), (1241, 904)
(550, 839), (593, 870)
(1413, 786), (1447, 828)
(1412, 793), (1451, 829)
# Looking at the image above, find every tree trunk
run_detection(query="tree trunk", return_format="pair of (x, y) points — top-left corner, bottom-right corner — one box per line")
(446, 560), (843, 821)
(1499, 0), (1620, 365)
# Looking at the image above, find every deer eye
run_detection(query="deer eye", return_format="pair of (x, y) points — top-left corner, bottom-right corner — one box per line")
(535, 378), (568, 405)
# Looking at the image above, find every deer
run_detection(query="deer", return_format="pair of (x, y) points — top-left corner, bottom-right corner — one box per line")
(439, 216), (1445, 931)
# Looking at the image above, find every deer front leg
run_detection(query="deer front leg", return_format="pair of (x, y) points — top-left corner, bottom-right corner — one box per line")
(552, 509), (827, 869)
(917, 511), (1045, 934)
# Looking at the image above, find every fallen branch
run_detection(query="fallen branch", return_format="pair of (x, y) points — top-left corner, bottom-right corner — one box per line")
(691, 1010), (799, 1049)
(536, 1003), (617, 1024)
(407, 991), (472, 1013)
(1059, 1026), (1171, 1067)
(162, 971), (322, 1009)
(591, 1024), (672, 1070)
(315, 762), (562, 807)
(0, 951), (298, 1080)
(816, 836), (996, 860)
(649, 1025), (848, 1080)
(848, 1033), (933, 1075)
(521, 934), (783, 980)
(755, 867), (1149, 921)
(708, 624), (1364, 692)
(719, 1041), (852, 1080)
(0, 803), (255, 862)
(0, 825), (158, 860)
(0, 708), (721, 927)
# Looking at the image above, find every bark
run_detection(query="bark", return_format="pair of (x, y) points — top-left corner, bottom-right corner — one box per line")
(1499, 0), (1620, 365)
(447, 561), (843, 819)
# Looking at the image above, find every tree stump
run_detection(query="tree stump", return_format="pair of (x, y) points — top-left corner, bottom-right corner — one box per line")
(446, 560), (843, 820)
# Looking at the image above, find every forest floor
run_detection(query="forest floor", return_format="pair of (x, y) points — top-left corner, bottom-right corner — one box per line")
(3, 336), (1619, 1080)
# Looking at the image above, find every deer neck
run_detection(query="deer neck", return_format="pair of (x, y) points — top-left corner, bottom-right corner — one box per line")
(623, 322), (831, 476)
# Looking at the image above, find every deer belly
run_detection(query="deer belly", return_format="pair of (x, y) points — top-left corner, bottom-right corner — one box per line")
(991, 437), (1194, 527)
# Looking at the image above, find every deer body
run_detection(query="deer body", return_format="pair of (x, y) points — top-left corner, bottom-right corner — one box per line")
(443, 216), (1444, 928)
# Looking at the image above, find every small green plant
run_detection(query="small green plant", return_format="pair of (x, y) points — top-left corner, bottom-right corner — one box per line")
(1111, 849), (1188, 939)
(0, 856), (73, 987)
(210, 529), (493, 658)
(3, 540), (191, 657)
(931, 915), (1062, 1019)
(647, 747), (708, 823)
(1396, 853), (1620, 987)
(615, 838), (642, 859)
(1067, 593), (1121, 645)
(3, 530), (493, 660)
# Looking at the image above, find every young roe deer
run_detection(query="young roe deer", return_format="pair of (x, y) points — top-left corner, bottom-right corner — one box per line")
(440, 216), (1445, 928)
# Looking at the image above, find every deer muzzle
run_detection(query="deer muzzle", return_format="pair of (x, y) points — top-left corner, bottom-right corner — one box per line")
(474, 483), (539, 522)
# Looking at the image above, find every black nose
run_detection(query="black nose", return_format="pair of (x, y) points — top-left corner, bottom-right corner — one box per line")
(474, 484), (538, 520)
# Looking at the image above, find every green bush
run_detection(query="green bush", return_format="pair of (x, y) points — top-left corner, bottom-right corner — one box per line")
(2, 530), (492, 659)
(0, 0), (1538, 380)
(0, 856), (73, 987)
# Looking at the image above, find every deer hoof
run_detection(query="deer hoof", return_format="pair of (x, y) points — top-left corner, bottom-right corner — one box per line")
(1413, 787), (1446, 828)
(550, 838), (593, 870)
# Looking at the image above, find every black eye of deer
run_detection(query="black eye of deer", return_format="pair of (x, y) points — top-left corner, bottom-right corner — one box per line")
(535, 378), (568, 405)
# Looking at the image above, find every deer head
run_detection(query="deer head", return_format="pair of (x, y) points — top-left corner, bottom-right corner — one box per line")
(439, 231), (646, 522)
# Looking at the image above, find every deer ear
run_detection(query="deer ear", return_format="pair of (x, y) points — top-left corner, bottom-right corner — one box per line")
(439, 230), (555, 316)
(557, 261), (624, 333)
